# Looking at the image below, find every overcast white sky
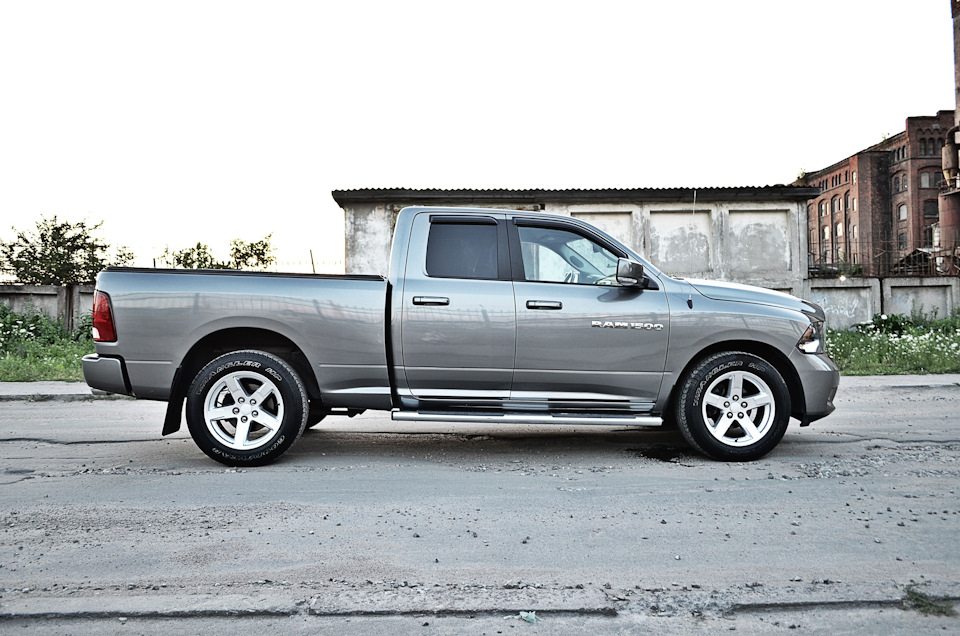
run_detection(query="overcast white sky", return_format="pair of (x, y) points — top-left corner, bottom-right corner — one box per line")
(0, 1), (954, 272)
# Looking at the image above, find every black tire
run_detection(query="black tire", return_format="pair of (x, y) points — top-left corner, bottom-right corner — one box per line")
(185, 350), (308, 466)
(675, 352), (790, 461)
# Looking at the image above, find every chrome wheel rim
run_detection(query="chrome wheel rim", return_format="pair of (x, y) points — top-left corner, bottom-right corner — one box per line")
(701, 370), (775, 447)
(203, 371), (284, 451)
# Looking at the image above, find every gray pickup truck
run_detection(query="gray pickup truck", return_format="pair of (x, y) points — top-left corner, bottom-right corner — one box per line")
(83, 206), (839, 466)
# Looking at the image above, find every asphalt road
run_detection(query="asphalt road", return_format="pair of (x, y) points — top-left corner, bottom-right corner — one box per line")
(0, 376), (958, 634)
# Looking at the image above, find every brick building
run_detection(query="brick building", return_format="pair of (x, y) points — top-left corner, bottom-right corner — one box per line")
(796, 110), (953, 277)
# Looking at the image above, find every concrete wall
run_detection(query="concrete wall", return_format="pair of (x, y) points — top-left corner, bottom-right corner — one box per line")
(806, 278), (882, 329)
(0, 285), (94, 331)
(805, 277), (959, 329)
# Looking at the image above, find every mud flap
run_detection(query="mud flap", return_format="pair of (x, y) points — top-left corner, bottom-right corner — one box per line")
(162, 367), (185, 436)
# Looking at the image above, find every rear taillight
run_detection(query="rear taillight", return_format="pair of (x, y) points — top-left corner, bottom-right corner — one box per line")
(92, 291), (117, 342)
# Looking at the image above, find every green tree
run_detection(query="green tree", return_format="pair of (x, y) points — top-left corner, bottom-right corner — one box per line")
(160, 234), (275, 271)
(160, 243), (231, 269)
(1, 216), (132, 285)
(229, 234), (275, 270)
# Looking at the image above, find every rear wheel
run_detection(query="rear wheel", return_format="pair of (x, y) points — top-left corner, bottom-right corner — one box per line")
(675, 352), (790, 461)
(186, 350), (308, 466)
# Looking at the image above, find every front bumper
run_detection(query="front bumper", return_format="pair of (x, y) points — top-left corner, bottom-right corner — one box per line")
(82, 354), (131, 396)
(795, 352), (840, 425)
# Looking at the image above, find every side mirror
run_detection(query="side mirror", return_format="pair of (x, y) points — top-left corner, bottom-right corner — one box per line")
(616, 258), (645, 287)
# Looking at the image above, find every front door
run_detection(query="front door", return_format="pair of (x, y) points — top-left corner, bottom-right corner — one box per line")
(509, 221), (669, 408)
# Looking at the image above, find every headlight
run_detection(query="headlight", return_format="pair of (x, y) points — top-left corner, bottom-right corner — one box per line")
(797, 320), (824, 354)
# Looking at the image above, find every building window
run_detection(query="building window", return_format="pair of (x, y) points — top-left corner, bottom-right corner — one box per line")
(852, 253), (859, 264)
(835, 222), (843, 238)
(819, 201), (826, 217)
(893, 176), (900, 192)
(852, 171), (857, 184)
(921, 172), (931, 188)
(898, 204), (908, 221)
(898, 232), (907, 250)
(823, 226), (829, 240)
(844, 192), (850, 210)
(934, 172), (945, 187)
(923, 200), (939, 218)
(852, 197), (857, 212)
(920, 139), (927, 155)
(852, 224), (857, 240)
(923, 226), (934, 247)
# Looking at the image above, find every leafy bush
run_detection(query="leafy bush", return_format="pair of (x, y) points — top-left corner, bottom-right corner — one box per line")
(0, 304), (93, 381)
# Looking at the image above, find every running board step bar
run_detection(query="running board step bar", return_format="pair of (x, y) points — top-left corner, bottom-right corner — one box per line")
(391, 411), (662, 427)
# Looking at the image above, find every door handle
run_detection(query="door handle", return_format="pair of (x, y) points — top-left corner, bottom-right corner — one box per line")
(413, 296), (450, 306)
(526, 300), (562, 310)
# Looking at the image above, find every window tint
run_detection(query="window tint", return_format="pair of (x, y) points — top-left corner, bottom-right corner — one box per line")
(425, 223), (498, 279)
(517, 226), (619, 285)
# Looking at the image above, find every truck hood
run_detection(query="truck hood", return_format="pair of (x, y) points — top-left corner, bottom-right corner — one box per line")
(686, 279), (825, 321)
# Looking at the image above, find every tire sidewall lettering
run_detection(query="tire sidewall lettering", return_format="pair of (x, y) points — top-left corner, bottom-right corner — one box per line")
(194, 359), (263, 396)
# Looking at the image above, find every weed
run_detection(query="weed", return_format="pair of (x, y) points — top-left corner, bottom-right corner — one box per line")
(0, 304), (93, 381)
(903, 584), (958, 617)
(828, 311), (960, 375)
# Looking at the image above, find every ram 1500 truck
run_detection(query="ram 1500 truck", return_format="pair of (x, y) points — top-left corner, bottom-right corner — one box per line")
(83, 206), (839, 466)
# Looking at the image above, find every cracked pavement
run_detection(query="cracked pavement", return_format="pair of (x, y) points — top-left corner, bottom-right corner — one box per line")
(0, 376), (958, 633)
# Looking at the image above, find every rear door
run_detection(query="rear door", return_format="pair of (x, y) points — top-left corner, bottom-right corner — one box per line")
(509, 218), (669, 408)
(398, 212), (516, 401)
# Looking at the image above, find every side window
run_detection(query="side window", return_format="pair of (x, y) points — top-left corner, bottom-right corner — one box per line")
(425, 223), (499, 280)
(517, 226), (620, 285)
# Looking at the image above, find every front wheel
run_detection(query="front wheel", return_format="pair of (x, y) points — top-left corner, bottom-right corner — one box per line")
(675, 352), (791, 461)
(186, 350), (308, 466)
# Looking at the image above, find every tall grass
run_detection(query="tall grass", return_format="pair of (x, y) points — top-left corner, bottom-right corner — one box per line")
(827, 310), (960, 375)
(0, 303), (93, 381)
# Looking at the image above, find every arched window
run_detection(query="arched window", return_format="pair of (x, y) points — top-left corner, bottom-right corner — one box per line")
(893, 176), (900, 191)
(898, 204), (908, 221)
(835, 222), (843, 238)
(844, 191), (850, 210)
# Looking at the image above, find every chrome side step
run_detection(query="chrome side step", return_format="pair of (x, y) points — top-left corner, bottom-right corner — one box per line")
(390, 410), (662, 427)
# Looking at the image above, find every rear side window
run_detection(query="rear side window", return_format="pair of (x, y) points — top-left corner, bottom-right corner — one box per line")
(425, 223), (499, 279)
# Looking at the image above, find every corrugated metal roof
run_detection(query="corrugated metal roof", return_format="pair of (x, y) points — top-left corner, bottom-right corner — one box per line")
(331, 186), (820, 206)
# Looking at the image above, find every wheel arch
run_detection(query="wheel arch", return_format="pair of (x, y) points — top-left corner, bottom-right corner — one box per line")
(162, 327), (321, 435)
(664, 340), (805, 421)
